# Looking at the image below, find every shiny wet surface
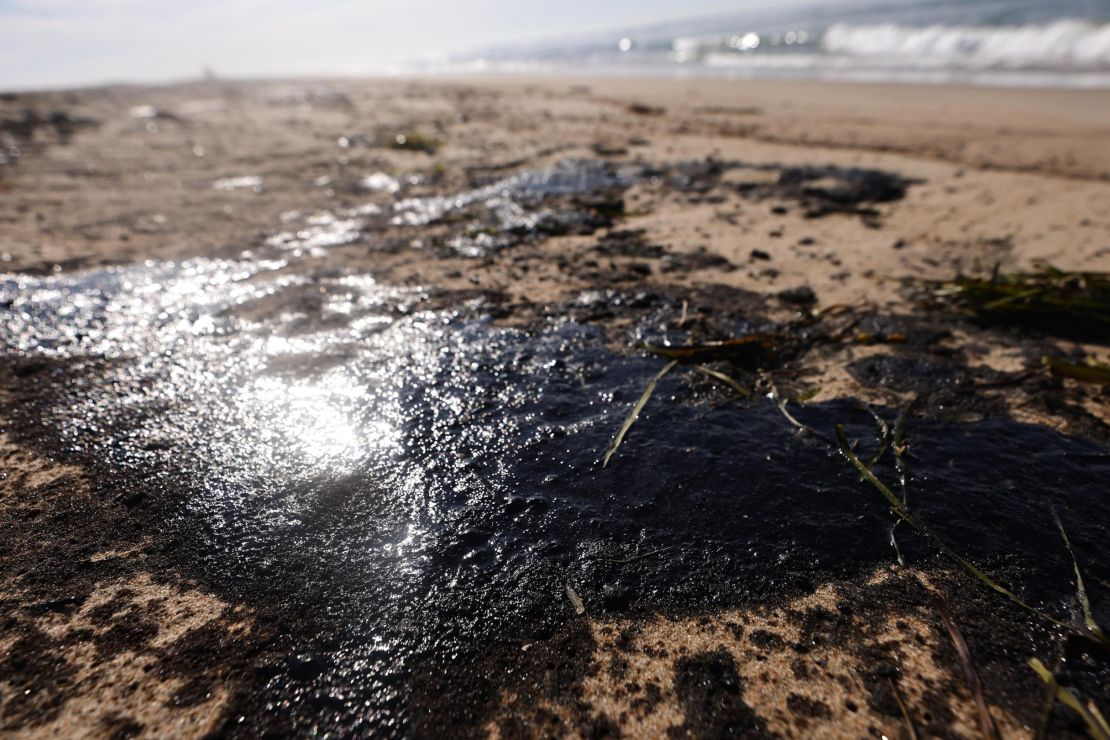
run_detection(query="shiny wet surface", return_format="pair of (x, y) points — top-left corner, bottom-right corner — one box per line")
(2, 162), (1109, 735)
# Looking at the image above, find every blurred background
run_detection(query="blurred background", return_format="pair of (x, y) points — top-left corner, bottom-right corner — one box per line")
(3, 0), (1110, 91)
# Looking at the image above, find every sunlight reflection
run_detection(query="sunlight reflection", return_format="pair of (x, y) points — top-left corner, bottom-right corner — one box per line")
(246, 374), (399, 465)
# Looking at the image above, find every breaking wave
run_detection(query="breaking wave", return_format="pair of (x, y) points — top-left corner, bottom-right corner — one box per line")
(441, 4), (1110, 87)
(821, 19), (1110, 70)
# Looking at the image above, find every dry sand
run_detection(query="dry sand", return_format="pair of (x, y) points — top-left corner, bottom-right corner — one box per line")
(1, 76), (1109, 737)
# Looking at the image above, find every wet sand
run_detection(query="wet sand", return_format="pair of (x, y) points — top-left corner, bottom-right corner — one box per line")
(1, 77), (1109, 738)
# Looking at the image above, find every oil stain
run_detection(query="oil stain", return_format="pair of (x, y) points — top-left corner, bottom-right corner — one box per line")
(0, 161), (1105, 736)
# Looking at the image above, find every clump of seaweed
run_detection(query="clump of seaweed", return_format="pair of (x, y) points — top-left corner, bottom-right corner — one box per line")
(928, 267), (1110, 340)
(1044, 356), (1110, 385)
(385, 129), (441, 154)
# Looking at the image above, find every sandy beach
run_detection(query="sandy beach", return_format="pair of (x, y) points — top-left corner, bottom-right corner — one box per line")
(2, 76), (1109, 737)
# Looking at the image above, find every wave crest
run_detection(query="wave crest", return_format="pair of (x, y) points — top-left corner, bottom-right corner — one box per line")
(822, 19), (1110, 70)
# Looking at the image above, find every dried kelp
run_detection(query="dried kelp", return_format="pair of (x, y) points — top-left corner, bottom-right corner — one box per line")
(642, 333), (781, 363)
(1054, 510), (1109, 644)
(1029, 659), (1110, 740)
(928, 268), (1110, 340)
(1044, 356), (1110, 385)
(934, 598), (1001, 740)
(602, 359), (678, 467)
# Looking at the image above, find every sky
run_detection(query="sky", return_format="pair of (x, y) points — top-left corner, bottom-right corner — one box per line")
(0, 0), (811, 90)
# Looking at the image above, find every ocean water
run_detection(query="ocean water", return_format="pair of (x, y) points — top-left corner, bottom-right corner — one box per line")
(437, 0), (1110, 88)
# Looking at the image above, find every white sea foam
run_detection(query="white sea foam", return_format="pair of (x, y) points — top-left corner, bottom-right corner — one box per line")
(821, 19), (1110, 70)
(439, 1), (1110, 88)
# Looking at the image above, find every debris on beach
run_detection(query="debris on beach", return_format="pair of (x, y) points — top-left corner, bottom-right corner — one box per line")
(384, 128), (441, 154)
(732, 163), (919, 219)
(1044, 355), (1110, 384)
(927, 267), (1110, 340)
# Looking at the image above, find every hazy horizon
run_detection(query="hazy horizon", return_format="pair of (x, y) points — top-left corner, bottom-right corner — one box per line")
(0, 0), (827, 90)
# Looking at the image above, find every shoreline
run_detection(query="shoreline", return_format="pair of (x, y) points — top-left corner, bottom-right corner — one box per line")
(8, 56), (1110, 95)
